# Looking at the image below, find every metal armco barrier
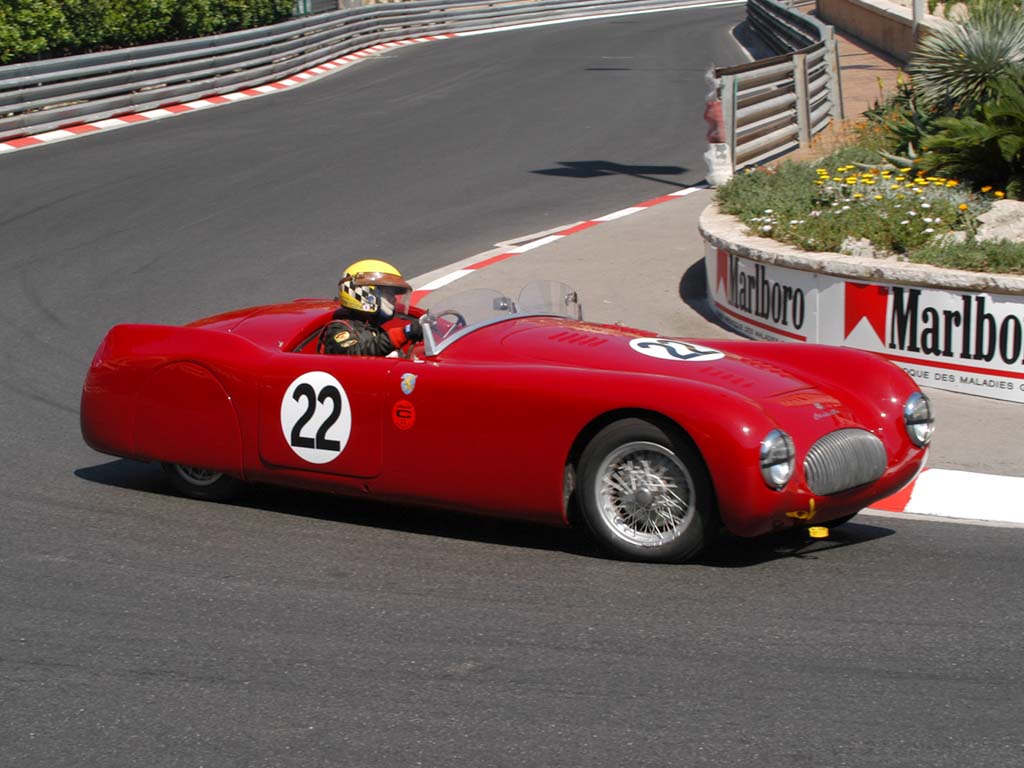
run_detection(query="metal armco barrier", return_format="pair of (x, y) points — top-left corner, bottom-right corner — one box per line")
(704, 0), (843, 181)
(0, 0), (707, 141)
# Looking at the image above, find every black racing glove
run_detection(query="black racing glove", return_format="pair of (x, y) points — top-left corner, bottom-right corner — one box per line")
(404, 321), (423, 343)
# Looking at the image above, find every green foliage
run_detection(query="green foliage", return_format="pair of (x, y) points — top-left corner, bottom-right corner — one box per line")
(0, 0), (295, 63)
(862, 78), (946, 158)
(910, 1), (1024, 111)
(0, 1), (70, 62)
(909, 238), (1024, 273)
(714, 149), (1006, 268)
(916, 76), (1024, 198)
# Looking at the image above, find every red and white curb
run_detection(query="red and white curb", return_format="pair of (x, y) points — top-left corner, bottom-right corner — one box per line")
(409, 185), (709, 305)
(867, 467), (1024, 524)
(0, 35), (455, 154)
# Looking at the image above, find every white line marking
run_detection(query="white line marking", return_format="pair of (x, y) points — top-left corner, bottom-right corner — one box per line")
(594, 207), (643, 221)
(510, 234), (564, 253)
(419, 269), (476, 291)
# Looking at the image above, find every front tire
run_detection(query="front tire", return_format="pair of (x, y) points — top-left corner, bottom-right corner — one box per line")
(161, 463), (240, 502)
(577, 419), (715, 563)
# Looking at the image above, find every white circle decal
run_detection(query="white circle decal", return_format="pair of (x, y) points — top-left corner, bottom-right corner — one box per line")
(280, 371), (352, 464)
(629, 338), (725, 362)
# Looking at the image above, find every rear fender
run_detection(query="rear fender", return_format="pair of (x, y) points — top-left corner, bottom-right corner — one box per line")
(133, 362), (243, 476)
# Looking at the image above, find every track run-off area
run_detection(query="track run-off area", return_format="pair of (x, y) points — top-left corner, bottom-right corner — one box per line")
(2, 6), (1023, 766)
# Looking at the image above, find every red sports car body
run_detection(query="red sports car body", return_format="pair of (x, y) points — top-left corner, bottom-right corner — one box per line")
(81, 281), (932, 562)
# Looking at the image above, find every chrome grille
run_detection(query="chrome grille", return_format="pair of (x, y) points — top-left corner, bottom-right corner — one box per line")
(804, 429), (887, 496)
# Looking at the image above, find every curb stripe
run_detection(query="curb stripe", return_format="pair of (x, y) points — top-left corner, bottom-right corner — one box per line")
(409, 183), (708, 302)
(0, 33), (457, 154)
(869, 467), (1024, 524)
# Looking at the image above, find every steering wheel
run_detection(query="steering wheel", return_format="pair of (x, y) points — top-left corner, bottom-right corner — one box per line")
(432, 310), (467, 340)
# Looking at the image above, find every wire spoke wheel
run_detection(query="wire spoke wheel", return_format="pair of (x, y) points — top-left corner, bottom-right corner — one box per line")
(161, 462), (240, 501)
(595, 442), (694, 547)
(173, 464), (224, 487)
(577, 419), (714, 563)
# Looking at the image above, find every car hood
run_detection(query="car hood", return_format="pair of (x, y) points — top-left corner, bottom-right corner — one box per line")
(498, 319), (818, 400)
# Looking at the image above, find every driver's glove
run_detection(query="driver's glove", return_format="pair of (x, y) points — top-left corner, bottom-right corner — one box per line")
(404, 321), (423, 343)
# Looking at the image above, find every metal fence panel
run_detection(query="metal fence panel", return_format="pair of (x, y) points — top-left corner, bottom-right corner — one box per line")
(0, 0), (699, 141)
(705, 0), (843, 179)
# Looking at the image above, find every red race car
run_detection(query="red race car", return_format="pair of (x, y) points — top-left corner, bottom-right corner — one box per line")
(81, 281), (932, 563)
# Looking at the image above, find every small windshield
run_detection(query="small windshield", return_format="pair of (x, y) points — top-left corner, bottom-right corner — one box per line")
(419, 280), (581, 355)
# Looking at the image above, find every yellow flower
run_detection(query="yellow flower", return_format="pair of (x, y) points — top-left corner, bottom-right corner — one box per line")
(995, 191), (1006, 199)
(946, 180), (958, 187)
(874, 195), (884, 200)
(853, 193), (863, 199)
(900, 168), (912, 173)
(958, 203), (969, 211)
(981, 185), (993, 192)
(846, 177), (858, 184)
(815, 180), (825, 185)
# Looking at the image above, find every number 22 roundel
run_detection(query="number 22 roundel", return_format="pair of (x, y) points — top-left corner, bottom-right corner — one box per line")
(280, 371), (352, 464)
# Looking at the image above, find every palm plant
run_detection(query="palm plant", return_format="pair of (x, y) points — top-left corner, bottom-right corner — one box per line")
(910, 2), (1024, 112)
(919, 76), (1024, 198)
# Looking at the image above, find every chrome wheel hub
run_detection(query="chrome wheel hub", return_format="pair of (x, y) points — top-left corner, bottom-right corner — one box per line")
(594, 441), (694, 547)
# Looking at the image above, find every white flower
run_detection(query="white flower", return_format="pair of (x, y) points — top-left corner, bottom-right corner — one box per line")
(764, 209), (773, 214)
(761, 225), (773, 232)
(810, 210), (822, 217)
(923, 227), (935, 234)
(922, 202), (931, 209)
(923, 217), (933, 223)
(900, 220), (910, 225)
(908, 211), (917, 217)
(842, 205), (851, 211)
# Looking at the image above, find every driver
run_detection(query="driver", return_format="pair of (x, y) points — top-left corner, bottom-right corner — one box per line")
(319, 260), (423, 356)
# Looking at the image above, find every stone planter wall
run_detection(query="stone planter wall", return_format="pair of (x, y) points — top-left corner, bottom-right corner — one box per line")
(699, 203), (1024, 403)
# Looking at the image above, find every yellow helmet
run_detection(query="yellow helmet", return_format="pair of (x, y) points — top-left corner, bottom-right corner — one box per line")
(338, 259), (411, 321)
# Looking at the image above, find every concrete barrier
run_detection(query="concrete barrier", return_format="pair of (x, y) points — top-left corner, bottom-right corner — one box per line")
(699, 202), (1024, 403)
(815, 0), (951, 63)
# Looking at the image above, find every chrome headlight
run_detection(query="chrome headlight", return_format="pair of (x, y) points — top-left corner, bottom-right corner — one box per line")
(903, 392), (934, 447)
(760, 429), (795, 490)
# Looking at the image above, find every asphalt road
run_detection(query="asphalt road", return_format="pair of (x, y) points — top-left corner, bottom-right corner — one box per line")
(2, 7), (1023, 766)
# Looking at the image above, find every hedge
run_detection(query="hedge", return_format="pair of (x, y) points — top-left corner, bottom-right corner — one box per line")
(0, 1), (297, 65)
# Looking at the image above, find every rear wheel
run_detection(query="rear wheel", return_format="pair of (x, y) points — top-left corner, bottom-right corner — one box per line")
(161, 463), (240, 502)
(577, 419), (715, 563)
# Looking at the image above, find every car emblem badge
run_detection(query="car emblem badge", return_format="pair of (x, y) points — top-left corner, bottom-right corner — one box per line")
(400, 373), (417, 395)
(392, 400), (416, 430)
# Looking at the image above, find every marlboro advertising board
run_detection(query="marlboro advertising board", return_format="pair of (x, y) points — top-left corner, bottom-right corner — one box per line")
(704, 246), (817, 344)
(705, 245), (1024, 403)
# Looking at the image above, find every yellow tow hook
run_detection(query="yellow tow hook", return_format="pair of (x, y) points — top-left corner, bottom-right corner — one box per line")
(785, 499), (829, 539)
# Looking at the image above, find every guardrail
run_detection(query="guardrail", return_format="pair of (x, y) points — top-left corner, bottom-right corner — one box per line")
(0, 0), (705, 141)
(703, 0), (843, 182)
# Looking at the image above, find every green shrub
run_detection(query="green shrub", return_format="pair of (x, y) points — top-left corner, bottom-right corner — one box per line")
(715, 149), (1004, 263)
(919, 76), (1024, 199)
(862, 77), (947, 159)
(0, 0), (295, 63)
(909, 238), (1024, 274)
(910, 1), (1024, 112)
(0, 1), (70, 62)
